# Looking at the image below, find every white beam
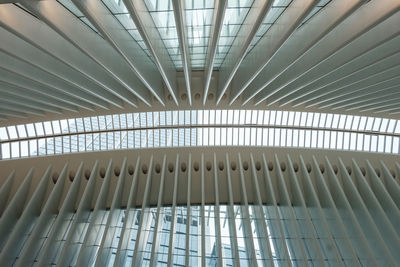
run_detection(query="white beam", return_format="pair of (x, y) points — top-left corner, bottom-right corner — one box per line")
(264, 13), (400, 107)
(0, 51), (110, 110)
(0, 68), (93, 112)
(166, 155), (179, 267)
(324, 157), (378, 265)
(238, 153), (258, 266)
(216, 0), (273, 104)
(0, 27), (125, 108)
(0, 170), (14, 216)
(225, 154), (241, 266)
(172, 0), (192, 105)
(132, 156), (154, 266)
(241, 0), (365, 105)
(20, 1), (153, 107)
(122, 0), (179, 105)
(299, 156), (344, 266)
(75, 160), (114, 266)
(0, 169), (33, 250)
(113, 158), (141, 267)
(0, 4), (142, 108)
(309, 157), (360, 265)
(57, 161), (100, 266)
(337, 158), (396, 265)
(15, 163), (69, 267)
(150, 155), (167, 267)
(252, 0), (400, 106)
(0, 91), (63, 114)
(36, 163), (84, 266)
(283, 35), (400, 108)
(0, 101), (45, 117)
(70, 0), (163, 106)
(274, 154), (309, 266)
(184, 154), (192, 267)
(203, 0), (227, 105)
(229, 0), (317, 104)
(0, 166), (52, 266)
(0, 81), (79, 113)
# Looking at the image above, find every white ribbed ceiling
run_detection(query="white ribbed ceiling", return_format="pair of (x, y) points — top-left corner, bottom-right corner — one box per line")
(0, 0), (399, 120)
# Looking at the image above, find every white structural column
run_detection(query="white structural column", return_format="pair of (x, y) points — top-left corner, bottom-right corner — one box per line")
(241, 0), (364, 105)
(261, 154), (292, 265)
(56, 161), (100, 266)
(113, 158), (141, 267)
(172, 0), (192, 106)
(229, 0), (317, 104)
(131, 156), (154, 266)
(0, 56), (99, 111)
(203, 0), (227, 105)
(253, 0), (400, 106)
(288, 35), (400, 108)
(0, 170), (14, 216)
(15, 164), (69, 267)
(0, 27), (124, 109)
(123, 0), (179, 105)
(0, 166), (52, 266)
(249, 154), (273, 266)
(0, 68), (92, 112)
(71, 0), (162, 106)
(274, 154), (309, 266)
(0, 91), (62, 115)
(266, 14), (400, 107)
(0, 101), (44, 117)
(300, 157), (344, 266)
(36, 163), (85, 266)
(19, 1), (151, 107)
(238, 153), (257, 266)
(364, 160), (400, 236)
(213, 153), (223, 266)
(167, 155), (181, 266)
(0, 51), (110, 110)
(377, 161), (400, 208)
(94, 158), (127, 266)
(200, 154), (206, 267)
(285, 156), (325, 266)
(310, 157), (361, 266)
(350, 159), (400, 259)
(76, 159), (115, 266)
(184, 154), (192, 267)
(225, 154), (241, 266)
(0, 169), (33, 250)
(216, 0), (273, 104)
(337, 159), (396, 265)
(150, 156), (167, 267)
(323, 157), (377, 266)
(0, 79), (79, 113)
(0, 4), (141, 109)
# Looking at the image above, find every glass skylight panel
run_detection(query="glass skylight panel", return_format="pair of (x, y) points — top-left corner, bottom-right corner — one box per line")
(299, 0), (332, 26)
(247, 0), (292, 53)
(184, 0), (214, 69)
(214, 0), (254, 68)
(1, 110), (399, 159)
(101, 0), (153, 58)
(57, 0), (102, 35)
(144, 0), (183, 69)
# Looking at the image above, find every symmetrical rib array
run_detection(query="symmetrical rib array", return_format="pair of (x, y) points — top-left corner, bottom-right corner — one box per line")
(0, 152), (399, 266)
(0, 0), (398, 120)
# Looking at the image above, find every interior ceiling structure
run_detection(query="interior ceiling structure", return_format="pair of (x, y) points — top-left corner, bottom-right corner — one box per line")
(0, 0), (399, 123)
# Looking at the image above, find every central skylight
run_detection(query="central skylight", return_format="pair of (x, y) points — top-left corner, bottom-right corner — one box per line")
(57, 0), (331, 71)
(1, 109), (399, 159)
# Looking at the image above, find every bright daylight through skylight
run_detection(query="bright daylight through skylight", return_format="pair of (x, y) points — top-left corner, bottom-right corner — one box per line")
(1, 109), (399, 159)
